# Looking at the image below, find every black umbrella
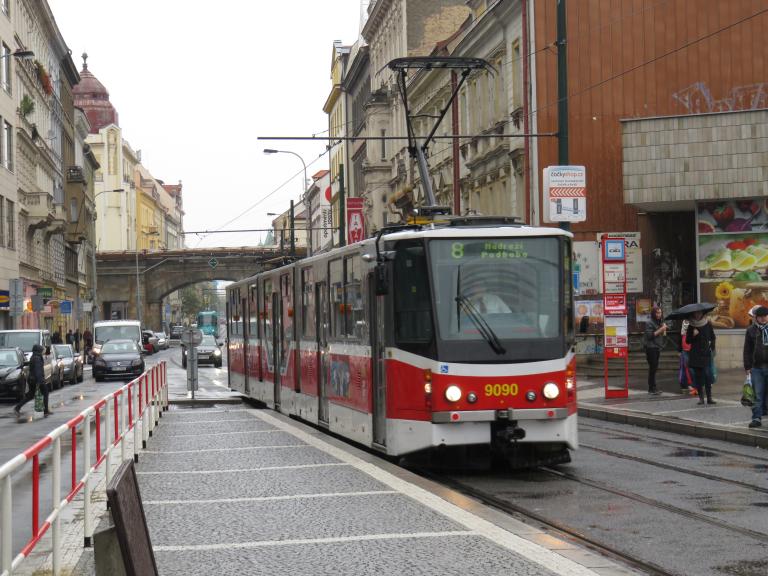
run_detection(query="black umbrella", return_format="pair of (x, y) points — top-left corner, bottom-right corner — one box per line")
(665, 302), (716, 321)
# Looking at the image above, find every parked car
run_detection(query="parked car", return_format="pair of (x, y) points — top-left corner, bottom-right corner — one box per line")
(49, 345), (67, 389)
(53, 344), (83, 385)
(0, 347), (29, 402)
(181, 334), (222, 368)
(93, 339), (145, 382)
(153, 332), (169, 350)
(0, 330), (54, 386)
(169, 325), (184, 340)
(141, 330), (159, 354)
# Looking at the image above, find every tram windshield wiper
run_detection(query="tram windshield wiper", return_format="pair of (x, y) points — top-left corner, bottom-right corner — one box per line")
(455, 294), (506, 355)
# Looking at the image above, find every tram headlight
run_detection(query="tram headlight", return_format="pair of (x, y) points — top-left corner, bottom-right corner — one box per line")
(445, 385), (462, 402)
(542, 382), (560, 400)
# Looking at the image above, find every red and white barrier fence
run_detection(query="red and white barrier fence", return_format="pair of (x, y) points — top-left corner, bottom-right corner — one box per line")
(0, 361), (168, 576)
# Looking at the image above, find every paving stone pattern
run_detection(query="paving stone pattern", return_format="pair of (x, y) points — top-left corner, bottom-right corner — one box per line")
(136, 407), (586, 576)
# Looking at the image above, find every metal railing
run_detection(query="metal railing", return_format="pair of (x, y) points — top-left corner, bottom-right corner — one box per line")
(0, 361), (168, 576)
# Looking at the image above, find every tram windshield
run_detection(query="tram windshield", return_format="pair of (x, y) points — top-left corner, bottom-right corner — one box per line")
(427, 237), (565, 362)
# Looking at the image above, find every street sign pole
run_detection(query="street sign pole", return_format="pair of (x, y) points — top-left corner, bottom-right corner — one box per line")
(181, 328), (202, 400)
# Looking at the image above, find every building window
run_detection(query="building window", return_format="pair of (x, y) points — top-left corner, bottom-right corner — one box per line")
(512, 39), (522, 109)
(1, 44), (10, 93)
(1, 1), (8, 17)
(380, 129), (386, 160)
(69, 198), (78, 223)
(6, 199), (13, 249)
(0, 194), (4, 247)
(2, 121), (12, 171)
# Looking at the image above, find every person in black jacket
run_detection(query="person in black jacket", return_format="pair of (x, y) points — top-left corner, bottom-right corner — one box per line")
(686, 310), (716, 405)
(643, 306), (667, 395)
(13, 344), (51, 416)
(743, 305), (768, 428)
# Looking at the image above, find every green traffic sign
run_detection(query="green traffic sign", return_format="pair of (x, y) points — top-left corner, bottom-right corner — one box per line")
(209, 257), (218, 269)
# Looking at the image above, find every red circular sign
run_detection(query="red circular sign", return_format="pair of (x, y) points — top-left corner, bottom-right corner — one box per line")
(325, 186), (332, 202)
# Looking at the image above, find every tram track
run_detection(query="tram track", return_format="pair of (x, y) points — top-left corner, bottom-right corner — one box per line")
(580, 420), (768, 463)
(412, 467), (678, 576)
(578, 442), (768, 495)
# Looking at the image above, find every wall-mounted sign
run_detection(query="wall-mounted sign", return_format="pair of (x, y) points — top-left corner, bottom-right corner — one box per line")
(347, 197), (365, 244)
(543, 165), (587, 223)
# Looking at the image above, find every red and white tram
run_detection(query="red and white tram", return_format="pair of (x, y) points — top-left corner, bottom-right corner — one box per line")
(226, 217), (577, 467)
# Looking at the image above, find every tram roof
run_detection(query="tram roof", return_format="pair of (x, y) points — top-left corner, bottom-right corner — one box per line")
(227, 221), (571, 289)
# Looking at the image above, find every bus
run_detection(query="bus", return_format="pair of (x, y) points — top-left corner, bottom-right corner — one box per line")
(197, 310), (218, 336)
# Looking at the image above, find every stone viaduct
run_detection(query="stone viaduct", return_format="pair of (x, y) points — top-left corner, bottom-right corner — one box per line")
(96, 247), (304, 329)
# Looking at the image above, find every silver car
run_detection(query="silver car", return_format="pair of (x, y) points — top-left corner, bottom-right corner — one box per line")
(153, 332), (169, 350)
(53, 344), (83, 385)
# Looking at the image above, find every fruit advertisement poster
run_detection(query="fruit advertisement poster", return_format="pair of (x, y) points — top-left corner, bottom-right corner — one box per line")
(698, 199), (768, 329)
(575, 300), (604, 334)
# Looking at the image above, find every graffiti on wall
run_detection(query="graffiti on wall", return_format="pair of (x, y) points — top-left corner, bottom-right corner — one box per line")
(673, 81), (768, 114)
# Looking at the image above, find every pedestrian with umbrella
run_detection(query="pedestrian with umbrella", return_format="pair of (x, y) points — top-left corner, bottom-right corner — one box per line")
(668, 303), (717, 405)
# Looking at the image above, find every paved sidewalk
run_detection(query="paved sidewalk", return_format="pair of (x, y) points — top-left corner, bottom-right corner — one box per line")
(578, 366), (768, 449)
(132, 406), (640, 576)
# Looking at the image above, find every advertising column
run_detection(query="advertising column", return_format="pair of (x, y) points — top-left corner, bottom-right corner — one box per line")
(602, 235), (629, 398)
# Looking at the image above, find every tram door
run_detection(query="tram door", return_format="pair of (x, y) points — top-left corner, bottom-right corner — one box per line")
(317, 281), (329, 425)
(272, 291), (281, 408)
(370, 273), (386, 446)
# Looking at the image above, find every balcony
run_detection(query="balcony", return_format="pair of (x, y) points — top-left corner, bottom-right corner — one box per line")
(19, 191), (65, 232)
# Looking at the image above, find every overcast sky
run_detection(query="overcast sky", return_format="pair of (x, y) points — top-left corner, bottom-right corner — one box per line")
(47, 0), (362, 248)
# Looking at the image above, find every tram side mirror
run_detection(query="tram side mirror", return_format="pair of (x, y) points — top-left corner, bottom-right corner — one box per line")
(375, 264), (389, 295)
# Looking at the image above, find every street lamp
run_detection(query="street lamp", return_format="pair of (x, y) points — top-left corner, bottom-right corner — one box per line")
(263, 149), (308, 255)
(1, 49), (34, 61)
(91, 188), (126, 322)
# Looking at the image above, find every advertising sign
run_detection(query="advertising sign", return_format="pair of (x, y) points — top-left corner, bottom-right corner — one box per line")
(574, 300), (604, 334)
(573, 242), (599, 296)
(698, 199), (768, 329)
(346, 197), (365, 245)
(0, 290), (8, 310)
(543, 165), (587, 223)
(36, 287), (53, 299)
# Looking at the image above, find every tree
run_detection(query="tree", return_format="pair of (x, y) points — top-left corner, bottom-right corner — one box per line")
(180, 286), (203, 322)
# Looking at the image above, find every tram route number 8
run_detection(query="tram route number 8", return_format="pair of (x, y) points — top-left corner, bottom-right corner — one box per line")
(484, 383), (519, 397)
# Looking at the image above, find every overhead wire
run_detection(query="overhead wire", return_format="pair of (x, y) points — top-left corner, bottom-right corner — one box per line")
(205, 3), (767, 239)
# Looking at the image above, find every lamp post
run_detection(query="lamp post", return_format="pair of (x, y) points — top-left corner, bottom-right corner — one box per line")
(263, 149), (308, 255)
(90, 188), (125, 322)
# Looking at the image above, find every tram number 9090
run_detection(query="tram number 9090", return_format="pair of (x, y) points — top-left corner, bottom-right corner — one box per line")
(484, 383), (519, 397)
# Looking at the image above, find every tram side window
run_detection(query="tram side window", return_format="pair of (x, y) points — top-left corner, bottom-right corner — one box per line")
(393, 242), (433, 347)
(249, 285), (259, 339)
(280, 273), (293, 368)
(263, 279), (273, 343)
(344, 256), (363, 340)
(563, 239), (574, 343)
(229, 288), (242, 336)
(329, 259), (344, 339)
(301, 268), (315, 339)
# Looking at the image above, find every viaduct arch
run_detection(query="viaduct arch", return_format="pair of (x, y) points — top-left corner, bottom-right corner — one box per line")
(96, 247), (303, 329)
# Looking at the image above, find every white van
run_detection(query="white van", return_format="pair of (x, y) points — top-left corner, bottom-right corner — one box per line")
(0, 329), (54, 386)
(90, 320), (142, 363)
